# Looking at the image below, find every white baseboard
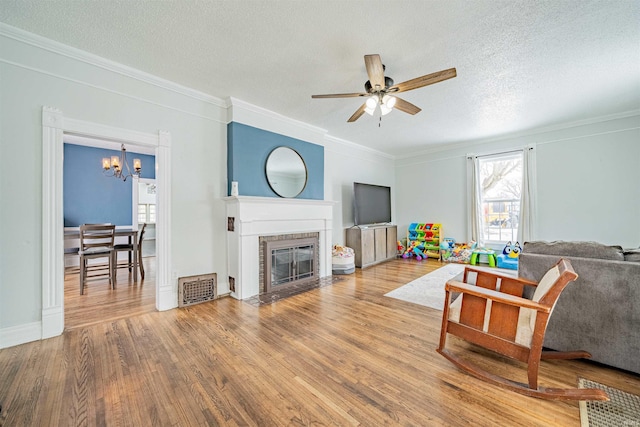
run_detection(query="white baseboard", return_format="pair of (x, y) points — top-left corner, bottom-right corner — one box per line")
(0, 321), (42, 349)
(42, 306), (64, 339)
(158, 286), (177, 311)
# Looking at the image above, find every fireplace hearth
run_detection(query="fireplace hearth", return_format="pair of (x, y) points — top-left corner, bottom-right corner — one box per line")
(224, 196), (334, 300)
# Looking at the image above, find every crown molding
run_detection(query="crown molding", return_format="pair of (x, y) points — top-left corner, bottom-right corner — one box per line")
(324, 134), (395, 160)
(227, 97), (327, 135)
(396, 109), (640, 160)
(0, 22), (227, 108)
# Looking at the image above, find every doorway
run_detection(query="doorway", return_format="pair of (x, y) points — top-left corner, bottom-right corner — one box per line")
(41, 106), (173, 339)
(62, 135), (157, 329)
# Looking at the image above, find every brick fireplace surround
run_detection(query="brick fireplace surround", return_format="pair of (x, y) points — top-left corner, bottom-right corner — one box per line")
(224, 196), (334, 300)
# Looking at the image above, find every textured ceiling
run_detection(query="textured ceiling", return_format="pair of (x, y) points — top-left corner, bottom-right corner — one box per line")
(1, 0), (639, 155)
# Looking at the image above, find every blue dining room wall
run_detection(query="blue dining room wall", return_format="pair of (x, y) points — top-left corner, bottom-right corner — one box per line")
(227, 122), (324, 199)
(63, 143), (156, 227)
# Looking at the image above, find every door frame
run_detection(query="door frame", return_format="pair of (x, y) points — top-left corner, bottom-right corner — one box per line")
(41, 106), (174, 339)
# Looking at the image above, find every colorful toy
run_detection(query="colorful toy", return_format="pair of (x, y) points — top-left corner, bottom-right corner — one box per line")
(413, 246), (428, 260)
(402, 240), (428, 260)
(402, 240), (417, 259)
(470, 247), (497, 267)
(497, 241), (521, 270)
(440, 237), (455, 250)
(440, 240), (475, 264)
(503, 241), (522, 258)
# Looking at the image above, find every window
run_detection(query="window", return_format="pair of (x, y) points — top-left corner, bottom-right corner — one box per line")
(138, 203), (156, 224)
(138, 204), (147, 224)
(477, 152), (523, 244)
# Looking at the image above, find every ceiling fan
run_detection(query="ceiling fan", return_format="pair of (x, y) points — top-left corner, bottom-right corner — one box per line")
(311, 54), (456, 122)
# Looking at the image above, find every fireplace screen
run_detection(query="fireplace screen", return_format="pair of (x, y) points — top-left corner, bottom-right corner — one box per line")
(264, 237), (317, 292)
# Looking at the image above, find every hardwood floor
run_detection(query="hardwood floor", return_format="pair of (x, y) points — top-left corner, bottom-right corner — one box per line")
(1, 258), (638, 425)
(64, 257), (156, 330)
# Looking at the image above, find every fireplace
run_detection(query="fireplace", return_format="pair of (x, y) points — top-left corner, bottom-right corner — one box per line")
(224, 196), (334, 299)
(261, 234), (319, 293)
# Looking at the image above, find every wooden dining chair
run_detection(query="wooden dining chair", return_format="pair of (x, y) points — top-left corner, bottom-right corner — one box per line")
(79, 224), (116, 295)
(437, 259), (609, 401)
(114, 223), (147, 280)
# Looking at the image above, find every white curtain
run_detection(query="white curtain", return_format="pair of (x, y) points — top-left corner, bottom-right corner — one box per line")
(518, 144), (537, 243)
(466, 154), (484, 246)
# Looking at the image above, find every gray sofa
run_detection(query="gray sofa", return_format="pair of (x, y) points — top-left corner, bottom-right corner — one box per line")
(518, 241), (640, 374)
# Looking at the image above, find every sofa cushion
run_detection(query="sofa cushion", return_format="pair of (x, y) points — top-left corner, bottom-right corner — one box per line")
(523, 241), (624, 261)
(624, 248), (640, 262)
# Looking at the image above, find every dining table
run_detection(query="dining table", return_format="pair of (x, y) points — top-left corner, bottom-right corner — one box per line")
(64, 226), (139, 282)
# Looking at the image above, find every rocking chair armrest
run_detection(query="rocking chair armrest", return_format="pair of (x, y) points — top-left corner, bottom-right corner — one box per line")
(463, 267), (538, 286)
(445, 280), (551, 313)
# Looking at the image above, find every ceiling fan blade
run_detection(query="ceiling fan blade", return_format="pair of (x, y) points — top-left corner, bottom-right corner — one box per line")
(390, 68), (457, 93)
(394, 97), (422, 115)
(311, 92), (368, 99)
(347, 104), (367, 122)
(364, 54), (385, 90)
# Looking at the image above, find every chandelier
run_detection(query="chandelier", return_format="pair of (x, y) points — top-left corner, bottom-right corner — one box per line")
(102, 144), (141, 181)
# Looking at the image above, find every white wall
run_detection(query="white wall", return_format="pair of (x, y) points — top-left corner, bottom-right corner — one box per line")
(395, 152), (467, 245)
(324, 137), (396, 245)
(396, 114), (640, 248)
(0, 26), (228, 339)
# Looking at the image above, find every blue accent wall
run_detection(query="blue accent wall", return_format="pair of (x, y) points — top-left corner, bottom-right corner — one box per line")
(63, 144), (156, 227)
(227, 122), (324, 199)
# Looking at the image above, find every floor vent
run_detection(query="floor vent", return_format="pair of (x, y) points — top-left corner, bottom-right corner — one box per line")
(178, 273), (217, 307)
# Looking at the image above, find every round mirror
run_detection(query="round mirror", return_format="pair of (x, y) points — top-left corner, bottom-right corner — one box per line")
(265, 146), (307, 198)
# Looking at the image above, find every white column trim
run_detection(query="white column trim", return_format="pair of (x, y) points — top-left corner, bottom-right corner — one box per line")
(156, 130), (175, 310)
(41, 106), (65, 338)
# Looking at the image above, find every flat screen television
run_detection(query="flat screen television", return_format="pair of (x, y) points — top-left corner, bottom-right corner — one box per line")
(353, 182), (392, 226)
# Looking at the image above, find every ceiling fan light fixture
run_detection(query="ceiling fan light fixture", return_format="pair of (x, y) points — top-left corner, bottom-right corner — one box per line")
(382, 95), (396, 109)
(366, 95), (378, 110)
(380, 104), (392, 116)
(364, 105), (376, 116)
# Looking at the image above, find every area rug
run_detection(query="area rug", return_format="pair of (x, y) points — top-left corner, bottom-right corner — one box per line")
(384, 263), (517, 310)
(579, 378), (640, 427)
(384, 263), (466, 310)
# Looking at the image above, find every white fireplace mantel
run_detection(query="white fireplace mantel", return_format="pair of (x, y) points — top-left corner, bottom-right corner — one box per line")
(224, 196), (335, 299)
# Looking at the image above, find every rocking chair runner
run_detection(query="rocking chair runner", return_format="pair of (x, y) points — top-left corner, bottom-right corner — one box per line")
(437, 259), (609, 401)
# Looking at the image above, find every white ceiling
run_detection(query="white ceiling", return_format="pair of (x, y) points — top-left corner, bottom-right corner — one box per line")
(1, 1), (639, 156)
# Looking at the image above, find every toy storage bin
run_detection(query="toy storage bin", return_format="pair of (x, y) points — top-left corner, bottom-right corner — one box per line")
(405, 223), (442, 260)
(332, 245), (355, 275)
(440, 243), (472, 264)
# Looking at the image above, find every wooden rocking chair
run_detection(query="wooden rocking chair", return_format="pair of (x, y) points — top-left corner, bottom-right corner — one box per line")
(437, 259), (608, 401)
